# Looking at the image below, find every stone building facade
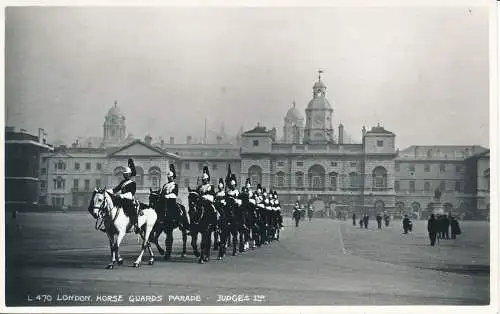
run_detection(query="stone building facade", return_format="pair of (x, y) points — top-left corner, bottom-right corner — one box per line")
(36, 73), (490, 219)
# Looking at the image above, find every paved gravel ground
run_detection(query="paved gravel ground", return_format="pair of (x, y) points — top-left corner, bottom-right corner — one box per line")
(4, 212), (490, 306)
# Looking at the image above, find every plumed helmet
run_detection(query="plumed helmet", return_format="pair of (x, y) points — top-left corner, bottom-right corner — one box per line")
(202, 166), (210, 181)
(218, 178), (224, 187)
(230, 173), (237, 187)
(167, 164), (176, 179)
(123, 166), (132, 174)
(245, 178), (251, 186)
(127, 158), (137, 176)
(257, 184), (262, 191)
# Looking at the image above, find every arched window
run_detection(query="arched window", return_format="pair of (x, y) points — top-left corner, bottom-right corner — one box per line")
(135, 166), (144, 188)
(308, 164), (325, 191)
(295, 171), (304, 188)
(148, 166), (161, 189)
(329, 172), (338, 191)
(54, 176), (65, 190)
(372, 166), (387, 191)
(248, 165), (263, 186)
(275, 172), (285, 187)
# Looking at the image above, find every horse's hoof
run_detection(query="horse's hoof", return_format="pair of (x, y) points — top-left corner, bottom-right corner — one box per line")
(117, 259), (124, 265)
(198, 259), (204, 264)
(148, 259), (154, 265)
(180, 253), (186, 258)
(106, 264), (114, 270)
(133, 262), (140, 268)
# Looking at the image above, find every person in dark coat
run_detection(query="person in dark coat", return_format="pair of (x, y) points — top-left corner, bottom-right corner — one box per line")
(376, 213), (382, 229)
(444, 215), (450, 239)
(402, 215), (411, 234)
(427, 214), (438, 246)
(363, 214), (369, 229)
(352, 213), (356, 226)
(450, 216), (461, 239)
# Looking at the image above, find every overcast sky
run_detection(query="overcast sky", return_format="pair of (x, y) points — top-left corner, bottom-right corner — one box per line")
(5, 5), (490, 149)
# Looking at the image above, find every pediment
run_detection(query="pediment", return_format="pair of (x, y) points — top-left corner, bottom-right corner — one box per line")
(109, 140), (178, 158)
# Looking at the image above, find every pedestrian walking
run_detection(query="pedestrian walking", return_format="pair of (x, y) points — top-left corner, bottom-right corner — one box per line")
(363, 214), (369, 229)
(352, 213), (356, 226)
(376, 213), (382, 229)
(428, 214), (438, 246)
(450, 216), (461, 239)
(402, 215), (411, 234)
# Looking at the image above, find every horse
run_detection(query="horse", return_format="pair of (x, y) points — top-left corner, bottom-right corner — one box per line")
(187, 188), (217, 264)
(216, 195), (241, 258)
(88, 188), (158, 269)
(148, 188), (188, 260)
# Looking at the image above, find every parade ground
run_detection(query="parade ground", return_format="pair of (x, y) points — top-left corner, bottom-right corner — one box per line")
(4, 212), (490, 306)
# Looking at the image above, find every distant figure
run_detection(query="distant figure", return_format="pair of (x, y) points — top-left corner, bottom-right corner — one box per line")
(383, 213), (390, 227)
(427, 214), (438, 246)
(308, 206), (314, 222)
(363, 214), (369, 229)
(444, 214), (451, 239)
(402, 215), (411, 234)
(352, 213), (356, 226)
(450, 216), (461, 239)
(376, 213), (382, 229)
(359, 218), (363, 228)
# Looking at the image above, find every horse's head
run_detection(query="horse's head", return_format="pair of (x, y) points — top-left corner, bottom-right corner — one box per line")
(149, 188), (162, 207)
(88, 187), (108, 219)
(187, 189), (200, 211)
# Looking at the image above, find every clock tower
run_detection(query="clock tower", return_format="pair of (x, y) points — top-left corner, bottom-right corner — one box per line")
(303, 70), (334, 144)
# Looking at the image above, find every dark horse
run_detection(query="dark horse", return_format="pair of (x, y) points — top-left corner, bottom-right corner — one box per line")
(187, 188), (217, 264)
(148, 188), (188, 260)
(216, 196), (241, 258)
(240, 190), (260, 249)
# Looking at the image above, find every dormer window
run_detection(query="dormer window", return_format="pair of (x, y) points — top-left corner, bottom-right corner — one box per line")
(253, 140), (259, 147)
(377, 140), (383, 147)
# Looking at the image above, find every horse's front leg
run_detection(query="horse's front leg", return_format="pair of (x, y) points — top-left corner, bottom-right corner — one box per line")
(134, 222), (155, 268)
(191, 231), (200, 258)
(181, 228), (187, 258)
(152, 224), (165, 256)
(115, 230), (126, 265)
(106, 232), (117, 269)
(164, 226), (174, 261)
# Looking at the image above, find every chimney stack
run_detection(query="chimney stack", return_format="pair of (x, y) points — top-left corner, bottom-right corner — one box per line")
(338, 124), (344, 144)
(216, 136), (222, 144)
(187, 136), (192, 145)
(144, 134), (152, 145)
(170, 137), (174, 145)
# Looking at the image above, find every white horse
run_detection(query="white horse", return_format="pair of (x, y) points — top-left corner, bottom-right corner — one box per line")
(89, 188), (158, 269)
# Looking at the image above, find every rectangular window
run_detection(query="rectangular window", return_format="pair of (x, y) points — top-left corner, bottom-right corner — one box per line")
(440, 180), (446, 192)
(41, 168), (47, 175)
(253, 140), (259, 147)
(97, 163), (102, 171)
(185, 162), (190, 170)
(75, 163), (80, 170)
(395, 181), (400, 192)
(276, 175), (284, 187)
(84, 179), (90, 191)
(455, 165), (462, 173)
(409, 164), (415, 172)
(395, 163), (400, 172)
(277, 161), (284, 167)
(377, 140), (383, 147)
(409, 181), (415, 192)
(330, 175), (337, 191)
(296, 161), (303, 167)
(85, 163), (91, 170)
(424, 181), (431, 192)
(184, 178), (190, 187)
(212, 164), (218, 170)
(330, 162), (337, 167)
(424, 164), (430, 172)
(440, 163), (446, 172)
(350, 162), (357, 167)
(73, 179), (79, 190)
(455, 181), (462, 192)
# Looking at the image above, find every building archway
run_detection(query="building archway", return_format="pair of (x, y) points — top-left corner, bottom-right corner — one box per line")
(374, 200), (385, 215)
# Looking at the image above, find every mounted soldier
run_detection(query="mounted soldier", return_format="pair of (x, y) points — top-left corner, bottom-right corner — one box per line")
(161, 164), (189, 231)
(111, 158), (139, 233)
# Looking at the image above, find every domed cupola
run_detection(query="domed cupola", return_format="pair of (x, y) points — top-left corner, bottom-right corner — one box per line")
(285, 100), (304, 123)
(282, 100), (305, 144)
(303, 70), (334, 144)
(102, 100), (127, 147)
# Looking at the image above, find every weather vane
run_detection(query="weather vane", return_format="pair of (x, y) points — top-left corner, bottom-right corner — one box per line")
(318, 69), (324, 81)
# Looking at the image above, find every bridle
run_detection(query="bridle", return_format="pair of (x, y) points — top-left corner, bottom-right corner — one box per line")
(92, 190), (119, 231)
